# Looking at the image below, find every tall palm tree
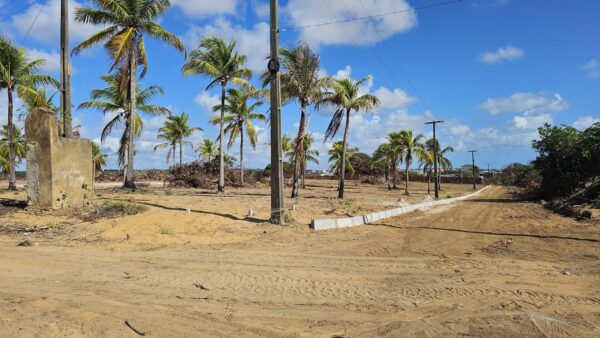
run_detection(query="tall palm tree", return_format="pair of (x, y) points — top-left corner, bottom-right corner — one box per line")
(73, 0), (185, 189)
(183, 36), (251, 193)
(196, 138), (218, 163)
(78, 71), (170, 168)
(395, 130), (425, 195)
(0, 125), (26, 175)
(210, 88), (265, 185)
(324, 77), (380, 198)
(328, 141), (358, 180)
(0, 36), (58, 190)
(92, 142), (108, 172)
(263, 42), (328, 198)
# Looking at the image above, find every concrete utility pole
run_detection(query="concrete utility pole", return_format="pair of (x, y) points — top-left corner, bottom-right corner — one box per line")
(469, 150), (478, 190)
(425, 120), (443, 199)
(269, 0), (285, 224)
(61, 0), (72, 138)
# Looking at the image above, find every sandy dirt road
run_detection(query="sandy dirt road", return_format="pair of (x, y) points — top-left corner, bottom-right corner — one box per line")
(1, 186), (599, 337)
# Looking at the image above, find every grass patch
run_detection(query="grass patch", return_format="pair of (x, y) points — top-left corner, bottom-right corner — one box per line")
(81, 200), (148, 222)
(160, 227), (171, 235)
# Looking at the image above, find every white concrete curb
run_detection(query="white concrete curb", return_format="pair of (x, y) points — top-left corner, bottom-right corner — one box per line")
(310, 186), (492, 231)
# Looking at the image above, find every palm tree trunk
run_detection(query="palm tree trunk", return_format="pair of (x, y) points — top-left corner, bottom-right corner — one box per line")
(301, 158), (306, 189)
(124, 47), (137, 190)
(218, 81), (226, 193)
(385, 165), (391, 190)
(240, 127), (244, 186)
(427, 170), (431, 194)
(179, 141), (183, 166)
(6, 87), (16, 191)
(405, 160), (410, 195)
(291, 103), (307, 198)
(338, 109), (351, 199)
(392, 159), (397, 189)
(173, 142), (176, 167)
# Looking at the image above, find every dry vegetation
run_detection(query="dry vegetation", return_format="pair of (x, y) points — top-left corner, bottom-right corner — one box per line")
(0, 180), (599, 337)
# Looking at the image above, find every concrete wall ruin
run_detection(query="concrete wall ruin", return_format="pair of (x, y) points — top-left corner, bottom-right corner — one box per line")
(25, 108), (93, 209)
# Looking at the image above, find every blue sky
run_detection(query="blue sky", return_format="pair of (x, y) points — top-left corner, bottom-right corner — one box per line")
(1, 0), (599, 171)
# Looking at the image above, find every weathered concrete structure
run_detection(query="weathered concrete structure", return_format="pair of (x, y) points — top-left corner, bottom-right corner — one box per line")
(25, 108), (93, 209)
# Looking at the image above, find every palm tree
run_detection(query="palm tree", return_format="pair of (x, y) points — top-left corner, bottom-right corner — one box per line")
(371, 141), (403, 190)
(196, 138), (218, 163)
(421, 138), (453, 192)
(171, 113), (201, 166)
(183, 36), (251, 193)
(154, 117), (178, 166)
(92, 142), (108, 172)
(324, 77), (380, 198)
(73, 0), (185, 189)
(395, 130), (425, 195)
(78, 71), (170, 169)
(281, 135), (294, 161)
(0, 36), (58, 190)
(295, 133), (319, 188)
(263, 42), (328, 198)
(328, 141), (358, 180)
(210, 88), (265, 185)
(0, 125), (26, 175)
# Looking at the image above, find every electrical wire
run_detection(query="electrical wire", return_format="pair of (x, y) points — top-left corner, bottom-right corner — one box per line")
(0, 1), (38, 24)
(20, 2), (45, 45)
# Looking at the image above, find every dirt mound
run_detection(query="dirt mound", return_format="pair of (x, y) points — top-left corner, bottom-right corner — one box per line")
(167, 162), (266, 188)
(549, 176), (599, 219)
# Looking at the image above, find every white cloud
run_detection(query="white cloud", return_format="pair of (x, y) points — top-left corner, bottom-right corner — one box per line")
(334, 65), (352, 79)
(582, 59), (600, 79)
(10, 0), (99, 46)
(480, 92), (568, 115)
(184, 18), (269, 72)
(24, 48), (61, 73)
(479, 45), (524, 64)
(171, 0), (238, 18)
(513, 113), (552, 129)
(450, 124), (470, 135)
(286, 0), (417, 47)
(373, 87), (416, 111)
(572, 115), (600, 130)
(251, 0), (269, 18)
(194, 91), (220, 115)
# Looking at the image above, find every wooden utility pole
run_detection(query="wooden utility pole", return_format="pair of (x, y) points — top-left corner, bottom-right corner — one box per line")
(269, 0), (284, 224)
(425, 120), (443, 199)
(61, 0), (72, 138)
(469, 150), (478, 190)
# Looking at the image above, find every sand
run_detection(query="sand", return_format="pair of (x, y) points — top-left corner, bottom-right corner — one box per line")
(0, 181), (599, 337)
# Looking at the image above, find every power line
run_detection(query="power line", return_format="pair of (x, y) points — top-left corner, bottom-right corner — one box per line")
(353, 0), (435, 115)
(286, 0), (464, 30)
(320, 0), (433, 120)
(21, 2), (45, 45)
(0, 1), (38, 24)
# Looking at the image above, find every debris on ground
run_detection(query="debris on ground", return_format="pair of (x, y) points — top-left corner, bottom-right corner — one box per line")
(548, 176), (599, 219)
